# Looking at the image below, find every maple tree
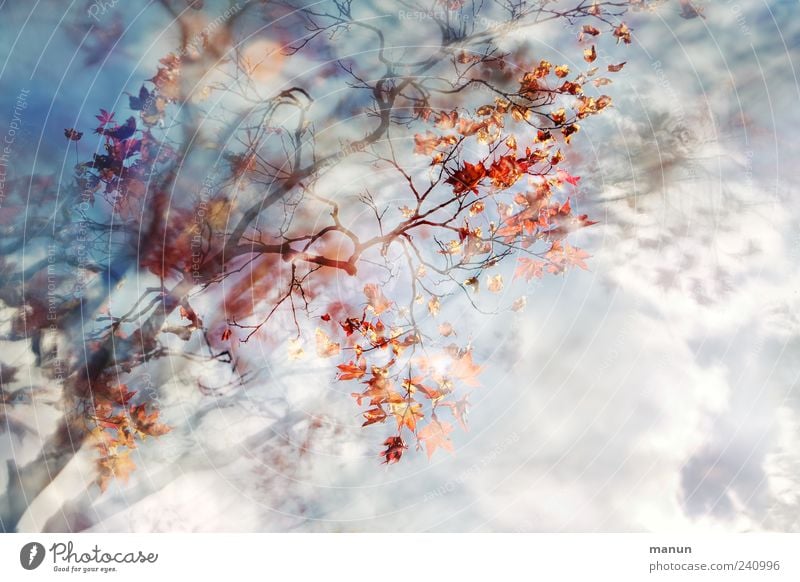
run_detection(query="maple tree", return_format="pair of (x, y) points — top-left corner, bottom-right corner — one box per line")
(0, 0), (695, 531)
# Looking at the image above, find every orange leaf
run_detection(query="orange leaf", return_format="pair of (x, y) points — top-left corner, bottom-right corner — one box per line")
(97, 451), (136, 492)
(337, 359), (367, 381)
(418, 420), (455, 459)
(428, 296), (441, 317)
(315, 328), (341, 358)
(448, 348), (482, 387)
(110, 384), (136, 405)
(129, 403), (171, 438)
(487, 274), (504, 293)
(362, 407), (387, 427)
(515, 258), (545, 281)
(364, 284), (392, 315)
(389, 400), (424, 432)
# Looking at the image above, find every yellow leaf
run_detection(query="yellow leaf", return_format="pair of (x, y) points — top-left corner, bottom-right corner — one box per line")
(428, 296), (441, 317)
(389, 401), (424, 431)
(288, 337), (305, 360)
(487, 274), (504, 293)
(315, 328), (340, 358)
(97, 451), (136, 493)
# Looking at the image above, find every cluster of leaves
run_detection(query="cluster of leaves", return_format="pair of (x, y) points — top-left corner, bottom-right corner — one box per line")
(318, 285), (474, 463)
(66, 55), (177, 205)
(53, 3), (631, 485)
(313, 25), (633, 463)
(410, 54), (625, 288)
(56, 57), (188, 490)
(85, 382), (170, 492)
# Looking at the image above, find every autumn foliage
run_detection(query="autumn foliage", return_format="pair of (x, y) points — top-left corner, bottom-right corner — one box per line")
(0, 1), (669, 528)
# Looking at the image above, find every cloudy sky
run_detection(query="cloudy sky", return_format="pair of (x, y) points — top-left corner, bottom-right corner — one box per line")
(2, 0), (799, 532)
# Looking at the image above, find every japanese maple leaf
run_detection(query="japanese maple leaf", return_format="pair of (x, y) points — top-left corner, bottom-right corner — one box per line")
(363, 284), (392, 315)
(563, 244), (591, 270)
(97, 451), (136, 492)
(446, 161), (486, 195)
(546, 242), (591, 272)
(103, 116), (137, 141)
(128, 85), (152, 110)
(129, 403), (171, 438)
(95, 109), (116, 127)
(428, 296), (440, 316)
(414, 131), (455, 156)
(362, 406), (387, 427)
(389, 400), (424, 432)
(435, 110), (459, 129)
(556, 168), (580, 186)
(381, 436), (408, 464)
(514, 257), (546, 281)
(448, 348), (482, 387)
(337, 359), (367, 381)
(488, 155), (525, 189)
(109, 384), (136, 406)
(315, 328), (341, 358)
(416, 383), (447, 402)
(414, 131), (438, 155)
(442, 395), (471, 431)
(487, 274), (504, 293)
(352, 371), (397, 406)
(418, 420), (455, 460)
(110, 137), (142, 161)
(495, 218), (524, 239)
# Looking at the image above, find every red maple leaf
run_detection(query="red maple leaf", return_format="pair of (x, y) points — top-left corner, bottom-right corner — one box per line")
(96, 108), (116, 126)
(556, 168), (580, 186)
(381, 436), (408, 464)
(446, 161), (486, 195)
(129, 404), (171, 438)
(488, 155), (526, 189)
